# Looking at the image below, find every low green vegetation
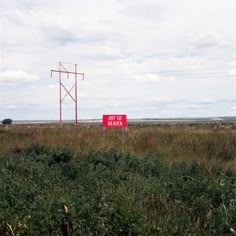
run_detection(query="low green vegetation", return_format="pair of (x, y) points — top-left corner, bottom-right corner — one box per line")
(0, 123), (235, 235)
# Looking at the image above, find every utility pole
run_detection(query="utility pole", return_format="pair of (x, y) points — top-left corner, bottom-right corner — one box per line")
(51, 62), (84, 125)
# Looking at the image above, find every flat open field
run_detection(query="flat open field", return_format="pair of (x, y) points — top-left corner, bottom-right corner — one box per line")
(0, 122), (235, 235)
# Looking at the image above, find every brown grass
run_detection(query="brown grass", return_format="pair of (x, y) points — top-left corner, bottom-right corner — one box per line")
(0, 122), (235, 172)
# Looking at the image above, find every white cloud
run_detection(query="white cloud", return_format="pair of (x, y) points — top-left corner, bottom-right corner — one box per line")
(192, 33), (223, 49)
(0, 0), (235, 120)
(47, 84), (58, 89)
(0, 70), (39, 83)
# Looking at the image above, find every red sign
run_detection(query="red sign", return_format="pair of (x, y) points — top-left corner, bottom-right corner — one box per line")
(103, 114), (127, 128)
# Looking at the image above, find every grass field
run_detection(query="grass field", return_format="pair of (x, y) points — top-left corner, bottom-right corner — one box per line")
(0, 122), (235, 235)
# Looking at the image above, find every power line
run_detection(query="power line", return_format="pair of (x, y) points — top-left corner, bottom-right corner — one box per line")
(86, 75), (236, 81)
(1, 66), (235, 94)
(87, 66), (236, 77)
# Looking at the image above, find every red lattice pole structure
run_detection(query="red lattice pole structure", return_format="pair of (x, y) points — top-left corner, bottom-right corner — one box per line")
(51, 62), (84, 125)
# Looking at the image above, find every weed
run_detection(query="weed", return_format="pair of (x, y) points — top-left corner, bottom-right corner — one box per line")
(0, 123), (235, 235)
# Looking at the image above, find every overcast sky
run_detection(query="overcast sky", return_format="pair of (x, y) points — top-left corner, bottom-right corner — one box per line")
(0, 0), (236, 120)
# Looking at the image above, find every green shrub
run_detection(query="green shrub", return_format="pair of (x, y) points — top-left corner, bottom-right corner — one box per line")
(48, 146), (74, 166)
(25, 142), (50, 157)
(24, 142), (74, 166)
(0, 137), (235, 235)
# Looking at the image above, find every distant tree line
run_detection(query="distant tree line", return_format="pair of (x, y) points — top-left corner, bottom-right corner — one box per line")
(2, 118), (13, 125)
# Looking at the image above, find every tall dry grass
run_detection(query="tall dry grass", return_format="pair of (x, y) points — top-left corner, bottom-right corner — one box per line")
(0, 122), (235, 235)
(0, 122), (235, 171)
